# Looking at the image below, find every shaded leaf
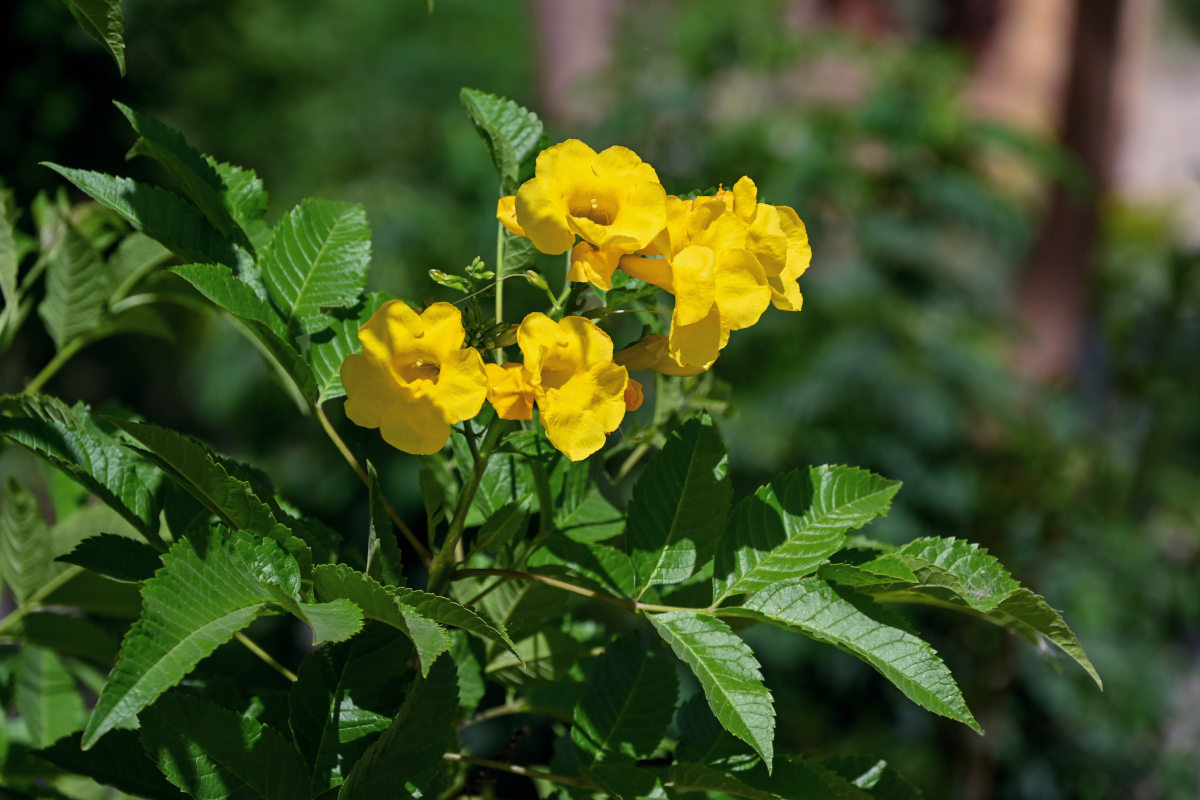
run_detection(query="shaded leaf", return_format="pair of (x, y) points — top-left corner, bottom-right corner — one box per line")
(140, 690), (311, 800)
(12, 612), (120, 664)
(628, 418), (731, 595)
(1, 477), (53, 604)
(60, 0), (125, 74)
(529, 538), (635, 598)
(37, 222), (111, 349)
(16, 644), (86, 748)
(308, 293), (388, 404)
(392, 586), (517, 656)
(260, 199), (370, 335)
(39, 730), (188, 799)
(714, 466), (901, 604)
(486, 629), (581, 688)
(648, 611), (775, 769)
(365, 461), (404, 588)
(108, 231), (173, 298)
(291, 599), (365, 646)
(42, 165), (241, 268)
(56, 532), (162, 583)
(721, 577), (980, 733)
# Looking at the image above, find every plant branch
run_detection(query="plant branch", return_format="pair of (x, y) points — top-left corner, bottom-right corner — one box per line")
(315, 402), (431, 565)
(0, 567), (83, 635)
(234, 631), (298, 682)
(456, 699), (530, 730)
(22, 337), (86, 395)
(443, 752), (592, 790)
(450, 568), (696, 615)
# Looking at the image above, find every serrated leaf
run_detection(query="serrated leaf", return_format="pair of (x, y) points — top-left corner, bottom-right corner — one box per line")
(1, 477), (53, 604)
(292, 600), (365, 646)
(472, 501), (529, 555)
(740, 755), (876, 800)
(337, 655), (458, 800)
(81, 527), (297, 748)
(37, 222), (112, 349)
(365, 461), (404, 588)
(42, 569), (144, 618)
(13, 612), (120, 664)
(823, 537), (1101, 688)
(714, 466), (901, 604)
(170, 263), (319, 402)
(56, 532), (162, 583)
(260, 199), (370, 335)
(39, 730), (188, 799)
(108, 231), (173, 298)
(675, 693), (757, 772)
(16, 644), (87, 748)
(628, 418), (731, 595)
(140, 690), (312, 800)
(529, 538), (635, 598)
(392, 586), (517, 656)
(312, 565), (450, 676)
(0, 194), (19, 324)
(60, 0), (125, 74)
(486, 628), (581, 688)
(0, 394), (164, 540)
(477, 577), (566, 649)
(572, 637), (678, 768)
(290, 626), (415, 792)
(648, 611), (775, 769)
(721, 577), (980, 733)
(459, 89), (543, 195)
(42, 164), (241, 268)
(116, 102), (253, 252)
(669, 763), (779, 800)
(309, 293), (388, 404)
(556, 487), (624, 543)
(822, 756), (923, 798)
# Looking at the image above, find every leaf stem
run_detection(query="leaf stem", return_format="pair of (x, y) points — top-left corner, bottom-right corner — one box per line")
(315, 402), (431, 565)
(450, 568), (698, 615)
(428, 420), (506, 593)
(0, 566), (83, 635)
(494, 218), (506, 363)
(234, 631), (298, 682)
(456, 699), (530, 730)
(443, 752), (592, 790)
(22, 337), (86, 395)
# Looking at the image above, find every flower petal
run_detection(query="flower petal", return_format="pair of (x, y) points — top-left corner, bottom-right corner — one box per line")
(569, 242), (623, 290)
(485, 362), (535, 420)
(618, 254), (674, 293)
(431, 346), (489, 422)
(714, 249), (771, 332)
(668, 303), (725, 371)
(515, 176), (574, 255)
(671, 246), (717, 326)
(539, 363), (628, 461)
(496, 195), (526, 238)
(378, 397), (452, 456)
(340, 353), (395, 429)
(624, 379), (644, 412)
(732, 176), (758, 219)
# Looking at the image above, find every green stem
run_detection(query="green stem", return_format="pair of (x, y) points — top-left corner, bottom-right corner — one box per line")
(0, 567), (83, 635)
(234, 631), (298, 682)
(315, 403), (431, 565)
(494, 218), (506, 363)
(450, 568), (696, 615)
(443, 752), (592, 790)
(456, 699), (530, 730)
(428, 420), (506, 593)
(22, 337), (86, 395)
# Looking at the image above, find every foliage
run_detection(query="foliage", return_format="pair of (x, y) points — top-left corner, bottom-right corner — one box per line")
(0, 78), (1102, 800)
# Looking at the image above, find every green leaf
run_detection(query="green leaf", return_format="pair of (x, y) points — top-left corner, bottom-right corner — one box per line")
(290, 626), (415, 792)
(477, 577), (565, 648)
(628, 418), (731, 595)
(472, 501), (529, 555)
(108, 231), (173, 298)
(648, 611), (775, 769)
(529, 538), (635, 598)
(312, 565), (450, 676)
(485, 629), (581, 688)
(56, 532), (162, 583)
(140, 690), (312, 800)
(36, 221), (111, 349)
(392, 586), (517, 656)
(1, 477), (53, 604)
(291, 599), (365, 646)
(16, 644), (86, 748)
(41, 569), (144, 618)
(260, 199), (371, 335)
(209, 159), (268, 232)
(365, 461), (405, 588)
(675, 693), (757, 772)
(116, 102), (253, 253)
(39, 730), (188, 799)
(721, 576), (980, 733)
(60, 0), (125, 74)
(459, 89), (544, 195)
(170, 263), (318, 403)
(0, 193), (19, 327)
(12, 612), (120, 664)
(337, 655), (459, 800)
(556, 487), (625, 544)
(42, 164), (241, 267)
(81, 527), (297, 748)
(0, 394), (164, 540)
(572, 637), (679, 768)
(822, 756), (923, 798)
(823, 537), (1101, 688)
(308, 293), (388, 404)
(740, 755), (876, 800)
(668, 762), (779, 800)
(714, 466), (901, 604)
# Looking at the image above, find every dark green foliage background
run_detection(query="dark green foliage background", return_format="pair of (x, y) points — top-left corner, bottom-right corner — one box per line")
(2, 0), (1198, 797)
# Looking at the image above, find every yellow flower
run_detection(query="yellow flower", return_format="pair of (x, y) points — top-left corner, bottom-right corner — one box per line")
(621, 195), (771, 372)
(718, 177), (810, 311)
(516, 313), (629, 461)
(341, 301), (488, 455)
(614, 334), (706, 377)
(510, 139), (667, 256)
(484, 362), (535, 421)
(567, 241), (625, 291)
(496, 195), (526, 238)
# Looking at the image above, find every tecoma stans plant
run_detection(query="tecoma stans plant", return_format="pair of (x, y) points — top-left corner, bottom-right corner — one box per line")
(0, 85), (1100, 800)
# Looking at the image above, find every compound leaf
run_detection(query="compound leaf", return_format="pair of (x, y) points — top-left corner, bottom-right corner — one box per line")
(37, 222), (112, 349)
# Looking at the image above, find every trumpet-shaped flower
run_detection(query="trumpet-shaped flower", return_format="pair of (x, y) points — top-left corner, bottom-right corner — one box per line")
(621, 195), (771, 372)
(514, 313), (630, 461)
(719, 177), (810, 311)
(341, 301), (488, 455)
(484, 362), (535, 421)
(504, 139), (667, 257)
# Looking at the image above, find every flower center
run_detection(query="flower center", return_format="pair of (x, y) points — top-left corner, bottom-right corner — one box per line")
(396, 356), (441, 384)
(568, 194), (618, 226)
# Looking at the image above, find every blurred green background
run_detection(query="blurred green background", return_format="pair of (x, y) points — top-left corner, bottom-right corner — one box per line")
(2, 0), (1199, 797)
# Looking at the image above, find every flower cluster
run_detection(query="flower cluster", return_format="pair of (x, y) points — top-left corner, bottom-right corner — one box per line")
(341, 302), (639, 461)
(499, 140), (810, 374)
(341, 139), (805, 463)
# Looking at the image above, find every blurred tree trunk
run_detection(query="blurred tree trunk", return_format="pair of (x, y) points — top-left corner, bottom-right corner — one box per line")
(1014, 0), (1128, 381)
(531, 0), (622, 126)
